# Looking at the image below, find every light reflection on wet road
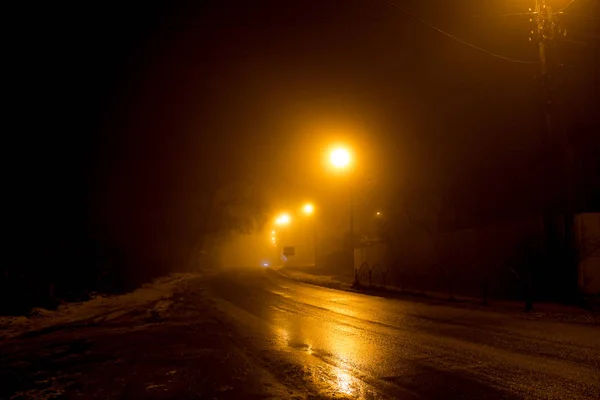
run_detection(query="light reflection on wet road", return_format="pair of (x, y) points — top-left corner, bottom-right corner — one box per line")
(204, 268), (600, 399)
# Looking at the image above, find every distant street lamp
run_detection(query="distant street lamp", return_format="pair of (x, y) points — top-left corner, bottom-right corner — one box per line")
(329, 146), (357, 285)
(275, 213), (291, 226)
(302, 203), (314, 215)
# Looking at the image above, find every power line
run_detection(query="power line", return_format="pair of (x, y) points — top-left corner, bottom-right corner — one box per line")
(557, 0), (577, 12)
(558, 12), (600, 22)
(381, 0), (539, 65)
(471, 12), (536, 18)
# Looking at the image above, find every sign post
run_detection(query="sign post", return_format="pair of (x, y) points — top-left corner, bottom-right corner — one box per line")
(283, 246), (295, 257)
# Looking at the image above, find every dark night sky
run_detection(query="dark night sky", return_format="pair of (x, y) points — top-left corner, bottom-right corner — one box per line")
(10, 0), (598, 265)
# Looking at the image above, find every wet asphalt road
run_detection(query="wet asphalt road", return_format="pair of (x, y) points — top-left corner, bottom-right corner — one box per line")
(203, 267), (600, 399)
(1, 268), (599, 399)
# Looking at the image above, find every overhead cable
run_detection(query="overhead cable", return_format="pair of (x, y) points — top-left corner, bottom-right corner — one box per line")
(382, 0), (539, 65)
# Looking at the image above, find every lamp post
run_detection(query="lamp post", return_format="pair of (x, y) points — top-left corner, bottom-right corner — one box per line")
(302, 203), (317, 266)
(329, 147), (357, 285)
(275, 213), (291, 266)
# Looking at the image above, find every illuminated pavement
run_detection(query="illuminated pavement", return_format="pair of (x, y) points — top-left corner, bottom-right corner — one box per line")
(204, 268), (600, 399)
(1, 268), (598, 399)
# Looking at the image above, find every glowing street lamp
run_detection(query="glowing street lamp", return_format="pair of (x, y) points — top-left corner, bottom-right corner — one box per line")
(275, 213), (291, 225)
(330, 147), (351, 169)
(302, 203), (314, 215)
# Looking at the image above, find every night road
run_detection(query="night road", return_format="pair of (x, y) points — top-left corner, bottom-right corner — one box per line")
(202, 268), (600, 399)
(7, 1), (599, 398)
(3, 269), (598, 399)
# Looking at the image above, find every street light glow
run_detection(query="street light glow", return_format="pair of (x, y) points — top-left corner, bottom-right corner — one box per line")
(302, 203), (314, 215)
(275, 213), (291, 225)
(330, 148), (351, 169)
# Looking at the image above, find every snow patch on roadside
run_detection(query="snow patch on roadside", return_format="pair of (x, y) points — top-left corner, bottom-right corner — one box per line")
(0, 273), (198, 339)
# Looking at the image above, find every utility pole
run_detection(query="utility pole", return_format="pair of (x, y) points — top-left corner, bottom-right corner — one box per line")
(349, 171), (359, 287)
(532, 0), (579, 306)
(535, 0), (556, 141)
(531, 0), (558, 310)
(312, 218), (317, 267)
